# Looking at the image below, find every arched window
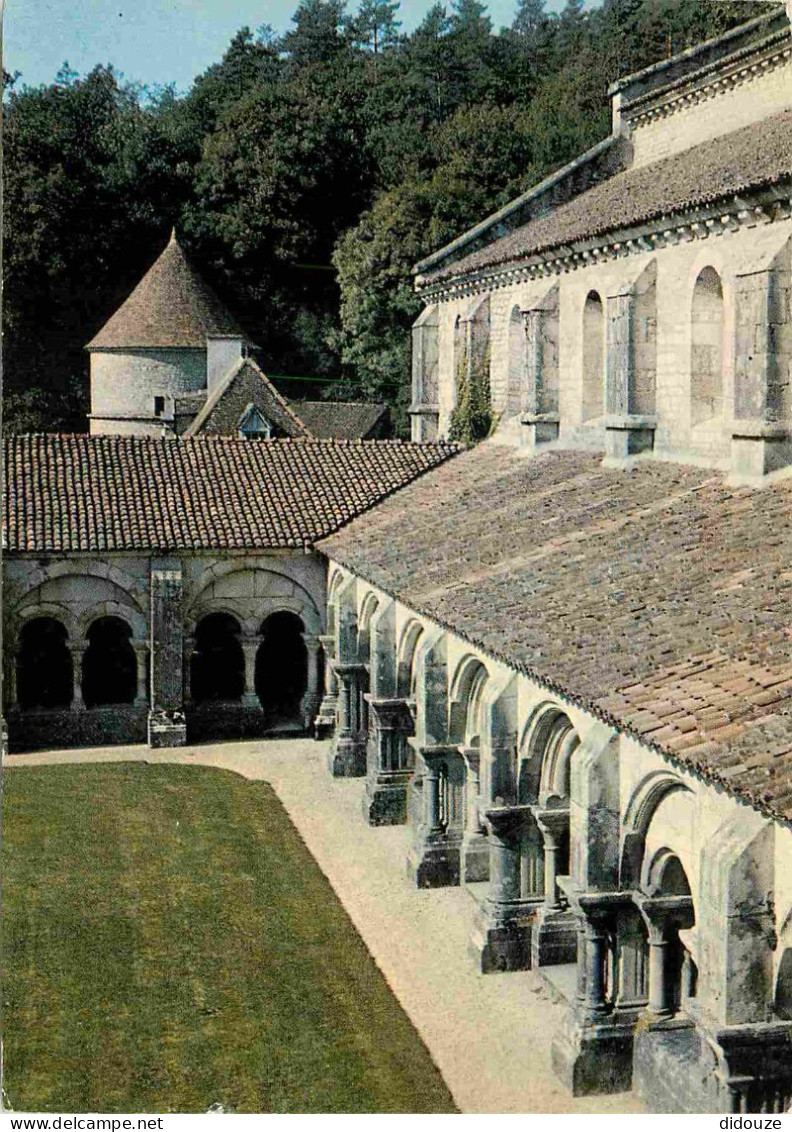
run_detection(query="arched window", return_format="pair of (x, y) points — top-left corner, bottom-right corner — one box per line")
(397, 622), (424, 699)
(507, 305), (525, 416)
(582, 291), (605, 422)
(256, 611), (307, 722)
(191, 613), (244, 703)
(17, 618), (72, 710)
(82, 616), (137, 707)
(691, 267), (725, 426)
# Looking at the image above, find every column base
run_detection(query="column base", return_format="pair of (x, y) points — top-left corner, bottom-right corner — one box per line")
(470, 897), (539, 974)
(551, 1018), (635, 1096)
(407, 832), (461, 888)
(314, 694), (337, 740)
(603, 415), (656, 464)
(148, 709), (187, 749)
(461, 831), (490, 883)
(327, 733), (367, 777)
(532, 907), (578, 967)
(520, 412), (559, 451)
(363, 769), (412, 826)
(730, 424), (792, 484)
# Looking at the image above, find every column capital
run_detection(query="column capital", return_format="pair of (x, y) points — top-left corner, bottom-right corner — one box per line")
(303, 635), (322, 654)
(532, 804), (570, 845)
(484, 803), (532, 842)
(634, 893), (694, 937)
(365, 696), (413, 732)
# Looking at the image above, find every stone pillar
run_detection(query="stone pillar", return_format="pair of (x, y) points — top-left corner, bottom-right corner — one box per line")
(459, 745), (489, 883)
(603, 289), (656, 461)
(613, 906), (649, 1015)
(182, 636), (194, 705)
(635, 895), (693, 1021)
(148, 560), (186, 748)
(240, 635), (260, 709)
(407, 744), (462, 888)
(69, 642), (86, 711)
(314, 633), (338, 739)
(521, 308), (559, 450)
(363, 697), (415, 826)
(328, 662), (368, 777)
(531, 807), (577, 967)
(132, 641), (149, 707)
(301, 635), (322, 727)
(470, 804), (539, 973)
(5, 652), (18, 713)
(731, 262), (792, 482)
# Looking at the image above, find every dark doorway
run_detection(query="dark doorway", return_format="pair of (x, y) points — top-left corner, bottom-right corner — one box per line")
(256, 611), (307, 725)
(17, 618), (73, 709)
(82, 617), (137, 707)
(191, 613), (244, 703)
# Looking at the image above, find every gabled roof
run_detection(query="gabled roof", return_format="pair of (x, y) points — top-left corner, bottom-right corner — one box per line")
(87, 231), (245, 350)
(4, 434), (459, 553)
(320, 445), (792, 825)
(184, 356), (309, 439)
(420, 109), (792, 288)
(292, 401), (391, 440)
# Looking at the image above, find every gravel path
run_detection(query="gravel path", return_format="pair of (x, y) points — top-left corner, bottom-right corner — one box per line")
(5, 738), (644, 1115)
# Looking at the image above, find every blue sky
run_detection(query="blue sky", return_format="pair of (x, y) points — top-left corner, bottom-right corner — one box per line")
(5, 0), (585, 93)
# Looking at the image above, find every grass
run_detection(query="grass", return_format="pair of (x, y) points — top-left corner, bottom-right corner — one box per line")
(2, 763), (457, 1114)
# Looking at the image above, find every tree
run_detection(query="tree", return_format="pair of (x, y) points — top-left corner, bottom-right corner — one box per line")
(350, 0), (401, 54)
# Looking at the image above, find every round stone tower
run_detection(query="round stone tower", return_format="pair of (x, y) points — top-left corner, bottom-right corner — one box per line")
(87, 231), (246, 436)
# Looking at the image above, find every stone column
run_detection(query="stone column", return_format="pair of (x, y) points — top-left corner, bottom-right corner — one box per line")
(240, 635), (260, 709)
(301, 635), (322, 726)
(521, 308), (559, 450)
(604, 288), (655, 461)
(636, 895), (694, 1021)
(328, 662), (368, 777)
(314, 633), (338, 738)
(4, 652), (18, 713)
(363, 697), (415, 826)
(182, 636), (195, 705)
(459, 745), (489, 883)
(132, 641), (149, 707)
(69, 642), (86, 711)
(535, 809), (567, 911)
(407, 744), (462, 888)
(531, 807), (576, 967)
(148, 560), (186, 748)
(470, 804), (538, 973)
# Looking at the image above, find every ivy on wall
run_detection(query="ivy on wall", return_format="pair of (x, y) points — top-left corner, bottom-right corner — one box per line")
(449, 341), (492, 445)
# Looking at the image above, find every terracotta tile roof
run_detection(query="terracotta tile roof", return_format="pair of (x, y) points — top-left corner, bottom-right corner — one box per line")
(292, 401), (391, 440)
(87, 232), (245, 349)
(4, 434), (458, 553)
(184, 357), (309, 438)
(423, 109), (792, 285)
(320, 446), (792, 824)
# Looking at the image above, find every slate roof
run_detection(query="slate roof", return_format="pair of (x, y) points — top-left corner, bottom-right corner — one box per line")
(184, 357), (309, 438)
(292, 401), (391, 440)
(320, 445), (792, 824)
(4, 434), (457, 553)
(422, 109), (792, 285)
(88, 231), (245, 349)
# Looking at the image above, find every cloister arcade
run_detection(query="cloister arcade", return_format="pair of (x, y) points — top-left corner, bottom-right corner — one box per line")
(323, 565), (792, 1112)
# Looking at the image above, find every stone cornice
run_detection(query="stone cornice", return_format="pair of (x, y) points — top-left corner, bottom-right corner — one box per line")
(416, 183), (792, 304)
(623, 32), (792, 128)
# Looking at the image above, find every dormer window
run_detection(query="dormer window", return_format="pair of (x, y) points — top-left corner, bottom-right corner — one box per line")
(154, 396), (165, 417)
(238, 403), (273, 440)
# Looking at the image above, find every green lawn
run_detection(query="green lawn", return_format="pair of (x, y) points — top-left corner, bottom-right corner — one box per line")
(2, 763), (457, 1114)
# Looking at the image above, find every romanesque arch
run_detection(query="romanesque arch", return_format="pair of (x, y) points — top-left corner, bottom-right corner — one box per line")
(517, 702), (580, 806)
(191, 612), (245, 703)
(448, 655), (489, 745)
(186, 566), (322, 640)
(691, 266), (725, 426)
(620, 770), (693, 889)
(396, 620), (424, 699)
(582, 291), (605, 422)
(255, 610), (307, 723)
(81, 615), (138, 708)
(16, 617), (73, 710)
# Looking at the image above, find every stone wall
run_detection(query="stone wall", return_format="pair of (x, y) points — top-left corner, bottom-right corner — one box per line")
(90, 347), (207, 435)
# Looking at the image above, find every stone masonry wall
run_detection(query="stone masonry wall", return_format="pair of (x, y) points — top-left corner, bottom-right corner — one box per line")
(90, 347), (206, 434)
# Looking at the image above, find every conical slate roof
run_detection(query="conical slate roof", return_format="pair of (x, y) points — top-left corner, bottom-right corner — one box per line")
(87, 231), (245, 350)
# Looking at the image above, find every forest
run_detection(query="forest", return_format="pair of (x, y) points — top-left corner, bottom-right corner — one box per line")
(2, 0), (775, 435)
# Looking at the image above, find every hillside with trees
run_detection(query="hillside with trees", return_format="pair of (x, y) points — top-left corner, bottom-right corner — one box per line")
(2, 0), (775, 434)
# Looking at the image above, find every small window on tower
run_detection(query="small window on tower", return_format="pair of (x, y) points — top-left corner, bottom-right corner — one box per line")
(238, 403), (273, 440)
(154, 396), (165, 417)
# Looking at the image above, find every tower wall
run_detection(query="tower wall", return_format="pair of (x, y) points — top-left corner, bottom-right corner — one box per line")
(89, 347), (206, 436)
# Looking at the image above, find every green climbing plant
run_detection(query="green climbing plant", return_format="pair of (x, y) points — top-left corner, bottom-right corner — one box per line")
(449, 338), (492, 445)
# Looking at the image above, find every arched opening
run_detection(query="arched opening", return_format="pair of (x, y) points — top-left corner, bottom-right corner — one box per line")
(397, 621), (424, 699)
(256, 611), (307, 724)
(17, 618), (73, 710)
(82, 616), (137, 708)
(507, 305), (525, 415)
(191, 613), (244, 704)
(691, 266), (725, 426)
(582, 291), (605, 422)
(776, 949), (792, 1020)
(646, 848), (696, 1014)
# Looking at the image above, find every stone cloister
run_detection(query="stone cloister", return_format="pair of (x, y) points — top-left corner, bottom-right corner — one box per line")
(320, 567), (792, 1112)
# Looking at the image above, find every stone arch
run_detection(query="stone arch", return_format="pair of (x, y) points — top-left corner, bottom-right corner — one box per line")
(645, 845), (693, 898)
(11, 574), (145, 645)
(357, 591), (380, 667)
(448, 655), (490, 745)
(620, 770), (693, 889)
(397, 620), (425, 698)
(77, 600), (147, 643)
(326, 568), (346, 637)
(191, 611), (245, 704)
(506, 305), (525, 415)
(82, 615), (138, 708)
(256, 610), (307, 721)
(582, 290), (605, 422)
(517, 702), (579, 806)
(186, 567), (321, 638)
(691, 265), (725, 426)
(12, 562), (146, 616)
(12, 602), (78, 645)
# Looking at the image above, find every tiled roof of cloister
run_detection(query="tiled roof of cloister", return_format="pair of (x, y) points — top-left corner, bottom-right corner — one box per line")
(320, 446), (792, 824)
(4, 434), (458, 553)
(421, 108), (792, 286)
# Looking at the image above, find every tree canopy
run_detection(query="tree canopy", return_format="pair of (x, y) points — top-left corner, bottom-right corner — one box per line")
(3, 0), (775, 434)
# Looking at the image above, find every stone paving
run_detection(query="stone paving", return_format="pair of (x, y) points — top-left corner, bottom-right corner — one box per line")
(5, 737), (644, 1115)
